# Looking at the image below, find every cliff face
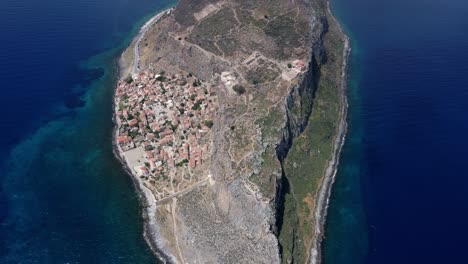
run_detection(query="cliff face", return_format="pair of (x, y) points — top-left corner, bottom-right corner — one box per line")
(123, 0), (346, 263)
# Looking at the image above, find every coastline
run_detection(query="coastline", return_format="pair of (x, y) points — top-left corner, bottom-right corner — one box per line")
(310, 2), (351, 264)
(118, 8), (174, 79)
(112, 3), (349, 264)
(131, 8), (173, 75)
(112, 8), (176, 264)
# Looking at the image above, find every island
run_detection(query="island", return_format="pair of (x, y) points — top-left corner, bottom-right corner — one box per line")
(114, 0), (349, 263)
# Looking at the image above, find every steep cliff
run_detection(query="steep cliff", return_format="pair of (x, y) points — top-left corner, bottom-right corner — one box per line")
(118, 0), (347, 263)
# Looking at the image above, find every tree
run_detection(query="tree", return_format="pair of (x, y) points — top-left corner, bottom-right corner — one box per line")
(193, 79), (202, 87)
(233, 84), (246, 95)
(192, 102), (201, 110)
(145, 145), (155, 151)
(156, 75), (166, 82)
(204, 120), (214, 128)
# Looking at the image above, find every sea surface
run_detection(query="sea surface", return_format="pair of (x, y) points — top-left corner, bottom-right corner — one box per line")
(0, 0), (173, 263)
(324, 0), (468, 263)
(2, 0), (468, 263)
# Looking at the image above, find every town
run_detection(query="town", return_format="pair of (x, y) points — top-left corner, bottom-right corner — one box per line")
(114, 67), (217, 201)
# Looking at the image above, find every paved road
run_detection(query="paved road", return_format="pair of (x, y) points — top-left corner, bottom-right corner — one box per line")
(132, 9), (172, 75)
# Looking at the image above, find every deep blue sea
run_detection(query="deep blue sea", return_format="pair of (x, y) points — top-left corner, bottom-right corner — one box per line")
(0, 0), (173, 263)
(324, 0), (468, 263)
(2, 0), (468, 263)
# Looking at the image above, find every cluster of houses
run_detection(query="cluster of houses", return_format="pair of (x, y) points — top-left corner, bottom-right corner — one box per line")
(115, 69), (217, 179)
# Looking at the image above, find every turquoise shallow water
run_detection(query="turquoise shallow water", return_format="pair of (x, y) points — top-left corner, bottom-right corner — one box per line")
(0, 0), (174, 262)
(322, 35), (368, 263)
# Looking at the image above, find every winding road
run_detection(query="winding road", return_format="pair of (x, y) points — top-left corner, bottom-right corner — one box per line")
(132, 9), (173, 75)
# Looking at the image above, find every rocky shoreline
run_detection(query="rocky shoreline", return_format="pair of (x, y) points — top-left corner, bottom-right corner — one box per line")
(310, 2), (351, 264)
(113, 8), (177, 263)
(111, 138), (175, 263)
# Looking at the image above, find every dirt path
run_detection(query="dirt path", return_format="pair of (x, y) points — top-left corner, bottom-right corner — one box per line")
(156, 178), (209, 205)
(171, 199), (185, 263)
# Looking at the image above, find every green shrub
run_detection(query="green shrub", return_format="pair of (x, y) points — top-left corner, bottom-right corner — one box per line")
(233, 84), (246, 95)
(156, 76), (166, 82)
(125, 76), (133, 84)
(192, 102), (201, 110)
(193, 79), (202, 87)
(204, 120), (214, 128)
(145, 145), (154, 151)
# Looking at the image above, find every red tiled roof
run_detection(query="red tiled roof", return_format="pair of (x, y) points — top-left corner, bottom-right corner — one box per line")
(117, 136), (129, 143)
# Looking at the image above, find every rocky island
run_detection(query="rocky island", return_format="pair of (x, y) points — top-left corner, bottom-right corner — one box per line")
(114, 0), (349, 263)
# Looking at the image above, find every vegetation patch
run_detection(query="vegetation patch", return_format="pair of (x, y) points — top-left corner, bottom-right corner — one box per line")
(255, 106), (283, 139)
(233, 84), (246, 95)
(124, 76), (133, 84)
(278, 12), (345, 264)
(263, 15), (303, 59)
(189, 8), (239, 56)
(204, 120), (214, 128)
(245, 60), (281, 85)
(250, 147), (280, 198)
(217, 36), (239, 57)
